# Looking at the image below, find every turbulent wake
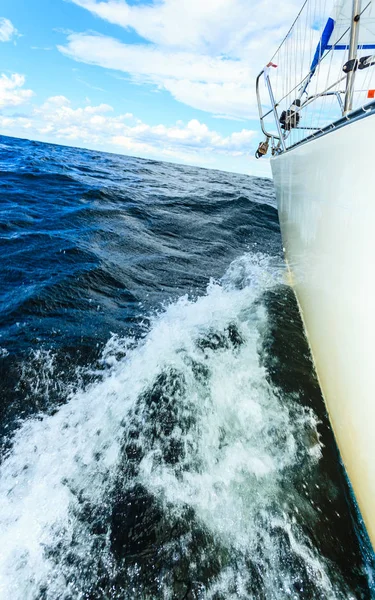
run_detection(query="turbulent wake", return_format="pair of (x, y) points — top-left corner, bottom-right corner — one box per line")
(0, 135), (372, 598)
(0, 254), (362, 600)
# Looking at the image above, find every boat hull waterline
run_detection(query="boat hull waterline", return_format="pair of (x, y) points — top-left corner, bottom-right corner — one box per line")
(271, 113), (375, 548)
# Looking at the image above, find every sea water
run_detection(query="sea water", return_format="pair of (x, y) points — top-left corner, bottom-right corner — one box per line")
(0, 135), (373, 599)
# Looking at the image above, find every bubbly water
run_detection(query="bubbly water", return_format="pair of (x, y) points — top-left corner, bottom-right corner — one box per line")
(0, 135), (372, 599)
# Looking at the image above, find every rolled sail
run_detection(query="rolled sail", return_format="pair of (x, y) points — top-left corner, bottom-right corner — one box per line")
(310, 0), (375, 76)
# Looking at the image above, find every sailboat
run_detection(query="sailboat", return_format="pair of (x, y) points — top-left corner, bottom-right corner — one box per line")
(256, 0), (375, 548)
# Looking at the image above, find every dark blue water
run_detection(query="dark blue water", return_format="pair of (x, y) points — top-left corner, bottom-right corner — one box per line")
(0, 134), (373, 599)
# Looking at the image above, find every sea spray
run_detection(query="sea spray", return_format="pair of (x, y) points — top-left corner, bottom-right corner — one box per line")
(0, 253), (357, 599)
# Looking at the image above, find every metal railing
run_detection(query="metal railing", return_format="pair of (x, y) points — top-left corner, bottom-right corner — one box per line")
(255, 69), (347, 155)
(256, 70), (285, 151)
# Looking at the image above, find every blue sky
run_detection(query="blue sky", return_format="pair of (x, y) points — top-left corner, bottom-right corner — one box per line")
(0, 0), (304, 176)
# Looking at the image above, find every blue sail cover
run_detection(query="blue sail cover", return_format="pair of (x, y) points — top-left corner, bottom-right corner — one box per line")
(310, 17), (335, 73)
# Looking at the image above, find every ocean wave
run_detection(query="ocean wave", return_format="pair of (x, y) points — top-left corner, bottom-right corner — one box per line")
(0, 135), (372, 599)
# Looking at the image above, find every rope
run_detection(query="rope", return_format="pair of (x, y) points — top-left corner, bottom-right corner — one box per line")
(270, 0), (372, 95)
(269, 0), (309, 63)
(261, 0), (374, 150)
(273, 1), (372, 111)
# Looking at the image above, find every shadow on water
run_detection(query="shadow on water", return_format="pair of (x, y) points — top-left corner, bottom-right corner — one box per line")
(259, 284), (374, 599)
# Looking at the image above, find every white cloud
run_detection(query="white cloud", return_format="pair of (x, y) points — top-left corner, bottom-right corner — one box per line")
(60, 0), (306, 118)
(71, 0), (301, 56)
(163, 79), (255, 118)
(0, 17), (19, 42)
(58, 33), (255, 118)
(0, 90), (256, 168)
(0, 73), (34, 109)
(31, 46), (52, 51)
(58, 34), (248, 83)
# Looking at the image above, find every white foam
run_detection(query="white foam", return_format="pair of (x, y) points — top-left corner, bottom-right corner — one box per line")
(0, 253), (346, 598)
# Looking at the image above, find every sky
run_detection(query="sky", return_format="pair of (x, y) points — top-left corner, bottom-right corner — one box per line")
(0, 0), (306, 176)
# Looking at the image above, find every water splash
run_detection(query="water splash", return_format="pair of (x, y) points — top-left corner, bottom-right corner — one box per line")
(0, 254), (357, 599)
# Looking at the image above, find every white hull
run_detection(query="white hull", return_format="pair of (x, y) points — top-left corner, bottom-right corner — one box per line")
(271, 112), (375, 547)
